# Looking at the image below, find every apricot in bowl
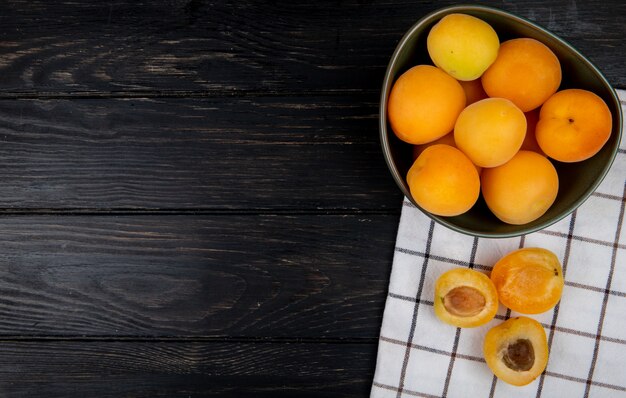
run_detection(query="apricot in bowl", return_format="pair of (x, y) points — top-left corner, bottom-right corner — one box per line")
(433, 268), (499, 328)
(407, 144), (480, 217)
(484, 316), (549, 386)
(379, 4), (623, 237)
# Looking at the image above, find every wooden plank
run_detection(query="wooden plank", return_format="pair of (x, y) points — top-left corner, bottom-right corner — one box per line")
(0, 96), (402, 209)
(0, 214), (398, 337)
(0, 340), (377, 397)
(0, 0), (623, 95)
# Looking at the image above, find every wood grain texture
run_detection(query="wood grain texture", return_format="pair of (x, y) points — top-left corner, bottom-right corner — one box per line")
(0, 341), (377, 397)
(0, 214), (397, 337)
(0, 96), (401, 209)
(0, 0), (623, 96)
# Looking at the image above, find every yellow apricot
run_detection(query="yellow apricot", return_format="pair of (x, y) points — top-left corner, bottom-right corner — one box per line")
(407, 144), (479, 217)
(484, 317), (549, 386)
(454, 98), (526, 168)
(388, 65), (466, 144)
(434, 268), (499, 328)
(481, 151), (559, 225)
(427, 14), (500, 81)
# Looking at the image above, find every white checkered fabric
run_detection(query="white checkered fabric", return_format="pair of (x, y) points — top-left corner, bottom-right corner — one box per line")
(371, 89), (626, 398)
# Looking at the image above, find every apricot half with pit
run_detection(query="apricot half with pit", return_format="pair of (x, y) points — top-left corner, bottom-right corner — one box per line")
(491, 247), (564, 314)
(434, 268), (498, 328)
(484, 316), (549, 386)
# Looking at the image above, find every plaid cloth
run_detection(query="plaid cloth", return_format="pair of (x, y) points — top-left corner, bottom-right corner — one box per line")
(371, 89), (626, 398)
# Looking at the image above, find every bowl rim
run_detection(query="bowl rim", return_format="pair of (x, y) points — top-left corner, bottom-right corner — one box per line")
(379, 4), (623, 238)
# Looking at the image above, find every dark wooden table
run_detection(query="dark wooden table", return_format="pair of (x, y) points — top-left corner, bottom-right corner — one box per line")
(0, 1), (623, 396)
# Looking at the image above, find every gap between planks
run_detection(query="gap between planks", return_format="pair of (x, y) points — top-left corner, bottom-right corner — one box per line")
(0, 335), (379, 344)
(0, 208), (401, 216)
(0, 89), (381, 100)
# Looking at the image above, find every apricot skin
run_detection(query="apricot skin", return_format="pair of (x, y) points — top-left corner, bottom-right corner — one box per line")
(491, 247), (564, 314)
(536, 88), (613, 162)
(481, 151), (558, 225)
(427, 13), (500, 81)
(434, 267), (498, 328)
(454, 98), (526, 168)
(407, 145), (480, 217)
(484, 316), (549, 386)
(388, 65), (466, 145)
(481, 38), (561, 112)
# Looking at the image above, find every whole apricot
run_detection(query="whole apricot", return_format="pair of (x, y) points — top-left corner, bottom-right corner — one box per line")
(434, 267), (499, 328)
(407, 144), (479, 217)
(481, 151), (558, 225)
(427, 13), (500, 81)
(454, 98), (527, 168)
(491, 247), (564, 314)
(536, 88), (612, 162)
(388, 65), (466, 145)
(484, 316), (549, 386)
(482, 38), (561, 112)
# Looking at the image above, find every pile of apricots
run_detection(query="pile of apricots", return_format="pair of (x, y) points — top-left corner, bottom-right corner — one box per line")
(434, 247), (564, 386)
(388, 13), (613, 224)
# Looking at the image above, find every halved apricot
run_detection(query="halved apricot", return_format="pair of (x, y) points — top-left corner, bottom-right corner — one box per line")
(491, 248), (564, 314)
(434, 268), (499, 328)
(484, 316), (549, 386)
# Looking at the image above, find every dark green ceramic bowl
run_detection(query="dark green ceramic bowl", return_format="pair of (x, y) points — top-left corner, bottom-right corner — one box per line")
(380, 4), (623, 238)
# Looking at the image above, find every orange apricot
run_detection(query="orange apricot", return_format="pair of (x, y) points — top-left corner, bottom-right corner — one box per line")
(407, 144), (479, 217)
(519, 109), (544, 154)
(434, 268), (499, 328)
(482, 38), (562, 112)
(454, 98), (526, 168)
(484, 316), (549, 386)
(536, 88), (613, 162)
(490, 247), (564, 314)
(388, 65), (466, 144)
(481, 151), (558, 225)
(459, 78), (488, 105)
